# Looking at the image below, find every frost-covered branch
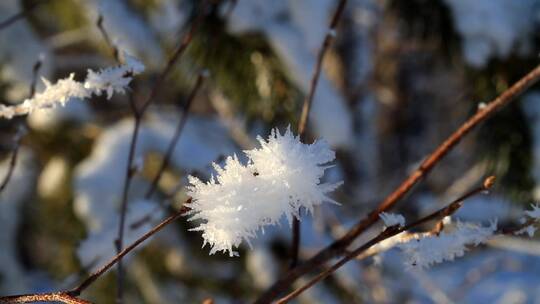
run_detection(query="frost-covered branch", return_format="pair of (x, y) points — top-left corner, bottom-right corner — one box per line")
(0, 53), (144, 119)
(257, 62), (540, 304)
(275, 176), (495, 303)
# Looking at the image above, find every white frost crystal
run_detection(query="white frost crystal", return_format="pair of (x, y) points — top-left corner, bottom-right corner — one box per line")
(398, 221), (497, 269)
(187, 127), (341, 256)
(379, 212), (405, 228)
(0, 52), (144, 119)
(515, 204), (540, 238)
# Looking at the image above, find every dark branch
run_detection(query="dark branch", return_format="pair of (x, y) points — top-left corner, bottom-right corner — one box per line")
(145, 71), (208, 199)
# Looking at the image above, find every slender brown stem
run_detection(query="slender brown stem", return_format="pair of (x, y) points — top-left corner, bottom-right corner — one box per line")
(0, 128), (26, 194)
(290, 0), (349, 269)
(137, 0), (209, 115)
(145, 71), (207, 199)
(0, 292), (91, 304)
(257, 64), (540, 303)
(114, 94), (141, 303)
(70, 200), (190, 296)
(0, 1), (47, 31)
(0, 52), (41, 195)
(297, 0), (347, 140)
(276, 177), (494, 303)
(96, 14), (119, 62)
(29, 58), (42, 98)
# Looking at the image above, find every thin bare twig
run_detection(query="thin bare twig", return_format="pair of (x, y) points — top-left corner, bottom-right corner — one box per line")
(0, 127), (25, 194)
(0, 51), (41, 195)
(256, 63), (540, 303)
(276, 177), (495, 303)
(71, 200), (190, 296)
(113, 3), (208, 302)
(29, 58), (43, 98)
(290, 0), (349, 269)
(145, 70), (208, 199)
(96, 15), (119, 62)
(0, 1), (47, 32)
(138, 1), (209, 115)
(115, 93), (141, 303)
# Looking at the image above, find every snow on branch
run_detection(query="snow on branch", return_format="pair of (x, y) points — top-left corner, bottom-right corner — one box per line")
(187, 127), (342, 257)
(379, 212), (405, 228)
(398, 220), (497, 269)
(514, 203), (540, 237)
(0, 52), (144, 119)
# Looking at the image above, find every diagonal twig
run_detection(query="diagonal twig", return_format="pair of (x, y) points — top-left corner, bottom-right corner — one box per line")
(145, 70), (208, 199)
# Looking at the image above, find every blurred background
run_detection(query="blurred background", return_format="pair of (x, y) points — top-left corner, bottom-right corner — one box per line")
(2, 0), (540, 303)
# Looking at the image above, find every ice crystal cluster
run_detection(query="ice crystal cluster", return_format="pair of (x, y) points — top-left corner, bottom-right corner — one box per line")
(379, 212), (405, 228)
(515, 204), (540, 237)
(398, 221), (497, 269)
(187, 127), (341, 256)
(0, 52), (144, 119)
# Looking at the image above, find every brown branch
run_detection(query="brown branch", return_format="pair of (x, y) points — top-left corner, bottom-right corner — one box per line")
(256, 63), (540, 303)
(276, 177), (494, 303)
(0, 51), (41, 195)
(70, 200), (190, 296)
(29, 58), (43, 99)
(0, 127), (26, 194)
(96, 14), (119, 62)
(145, 71), (208, 199)
(291, 0), (348, 269)
(114, 93), (141, 303)
(0, 292), (91, 304)
(0, 1), (47, 32)
(137, 0), (209, 115)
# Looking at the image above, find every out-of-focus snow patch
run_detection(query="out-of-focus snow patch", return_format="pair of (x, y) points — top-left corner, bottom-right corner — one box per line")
(454, 196), (518, 222)
(76, 199), (163, 271)
(74, 111), (236, 232)
(149, 0), (187, 39)
(81, 0), (164, 68)
(37, 156), (69, 200)
(349, 0), (379, 85)
(0, 0), (52, 101)
(0, 148), (37, 293)
(228, 1), (353, 148)
(246, 247), (278, 288)
(444, 0), (538, 67)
